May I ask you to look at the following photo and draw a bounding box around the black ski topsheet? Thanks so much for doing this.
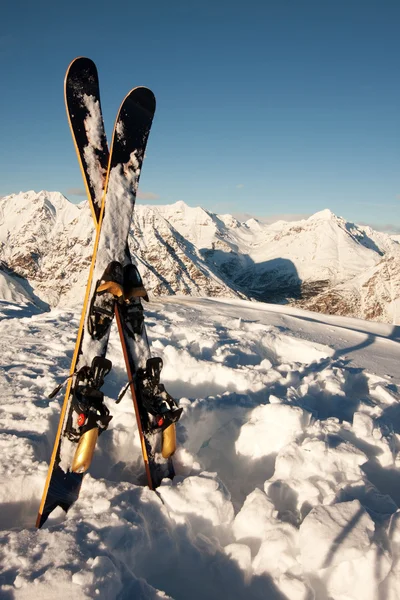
[64,57,108,219]
[37,77,156,527]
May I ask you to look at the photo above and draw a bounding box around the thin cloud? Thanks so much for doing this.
[66,187,86,197]
[260,213,310,224]
[355,201,399,208]
[359,221,400,234]
[137,191,160,200]
[233,212,310,223]
[236,184,245,189]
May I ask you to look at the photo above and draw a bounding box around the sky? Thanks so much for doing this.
[1,0,400,230]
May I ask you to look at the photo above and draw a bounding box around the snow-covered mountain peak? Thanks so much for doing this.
[153,201,225,250]
[171,199,189,211]
[307,208,336,222]
[8,189,70,208]
[217,213,241,229]
[244,217,263,230]
[0,190,84,235]
[156,200,213,225]
[1,189,76,214]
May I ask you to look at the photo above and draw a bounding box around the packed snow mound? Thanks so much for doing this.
[158,471,235,527]
[299,500,375,570]
[2,190,400,322]
[1,296,400,599]
[298,501,392,600]
[236,403,312,458]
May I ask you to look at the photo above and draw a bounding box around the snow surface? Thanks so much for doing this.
[1,296,400,599]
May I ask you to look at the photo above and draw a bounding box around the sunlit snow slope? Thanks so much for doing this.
[1,297,400,599]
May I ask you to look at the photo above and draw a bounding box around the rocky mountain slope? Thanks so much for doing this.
[1,190,400,323]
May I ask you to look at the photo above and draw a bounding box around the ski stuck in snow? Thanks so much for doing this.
[36,57,181,528]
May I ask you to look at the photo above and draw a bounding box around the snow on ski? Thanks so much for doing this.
[64,56,108,220]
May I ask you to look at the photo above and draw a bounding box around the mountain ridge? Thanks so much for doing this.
[1,190,399,323]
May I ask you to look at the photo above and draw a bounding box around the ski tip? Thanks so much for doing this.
[123,86,156,116]
[67,56,96,70]
[64,57,98,89]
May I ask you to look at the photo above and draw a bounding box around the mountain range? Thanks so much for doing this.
[1,190,400,323]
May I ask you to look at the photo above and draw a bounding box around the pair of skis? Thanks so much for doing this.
[36,57,181,528]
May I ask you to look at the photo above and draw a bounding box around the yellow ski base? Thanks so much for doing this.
[162,424,177,458]
[71,428,99,473]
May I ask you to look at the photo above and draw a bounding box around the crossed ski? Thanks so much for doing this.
[36,58,181,528]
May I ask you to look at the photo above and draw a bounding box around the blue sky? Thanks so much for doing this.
[1,0,400,229]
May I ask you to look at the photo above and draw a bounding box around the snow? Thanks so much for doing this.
[236,404,312,458]
[1,295,400,599]
[299,500,375,570]
[83,94,106,210]
[298,501,393,600]
[83,94,103,151]
[307,208,336,222]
